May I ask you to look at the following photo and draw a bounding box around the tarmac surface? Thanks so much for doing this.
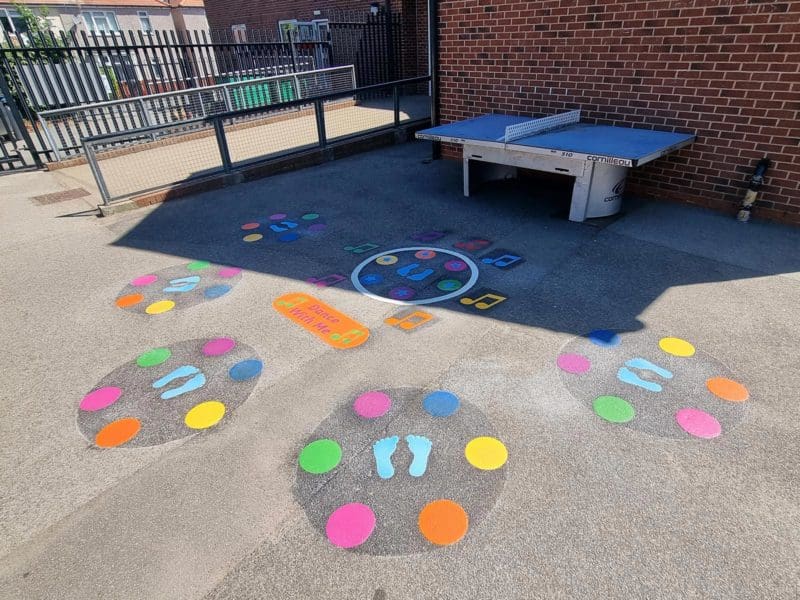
[1,141,798,599]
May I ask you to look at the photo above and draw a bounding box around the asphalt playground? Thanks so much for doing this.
[0,140,798,599]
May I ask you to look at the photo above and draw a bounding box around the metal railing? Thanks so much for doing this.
[39,65,356,160]
[83,76,431,204]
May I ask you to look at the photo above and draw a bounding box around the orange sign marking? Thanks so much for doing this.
[273,293,369,349]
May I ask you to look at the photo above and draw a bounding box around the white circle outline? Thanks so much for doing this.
[351,246,480,305]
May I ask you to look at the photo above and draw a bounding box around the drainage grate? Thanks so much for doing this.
[31,188,91,205]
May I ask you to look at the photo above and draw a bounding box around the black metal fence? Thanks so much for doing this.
[329,11,404,87]
[0,28,332,166]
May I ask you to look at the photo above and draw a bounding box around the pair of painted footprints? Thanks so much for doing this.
[373,435,432,479]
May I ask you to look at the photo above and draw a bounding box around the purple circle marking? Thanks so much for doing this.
[388,286,416,301]
[269,213,287,220]
[675,408,722,439]
[326,503,376,548]
[130,274,157,287]
[557,353,591,374]
[80,386,123,411]
[444,260,467,272]
[353,391,392,419]
[217,267,242,278]
[202,337,236,356]
[308,223,326,232]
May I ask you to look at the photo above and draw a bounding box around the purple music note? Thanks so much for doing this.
[306,274,346,288]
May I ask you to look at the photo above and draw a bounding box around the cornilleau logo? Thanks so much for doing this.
[612,178,626,195]
[587,155,629,166]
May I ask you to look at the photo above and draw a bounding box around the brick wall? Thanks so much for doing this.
[438,0,800,224]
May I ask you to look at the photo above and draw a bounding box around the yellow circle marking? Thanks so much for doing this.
[464,436,508,470]
[145,300,176,315]
[658,337,696,357]
[185,400,226,430]
[243,233,263,242]
[376,255,398,265]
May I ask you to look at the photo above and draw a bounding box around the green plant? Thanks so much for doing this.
[11,2,52,37]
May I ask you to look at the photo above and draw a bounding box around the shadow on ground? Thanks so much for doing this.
[107,141,800,337]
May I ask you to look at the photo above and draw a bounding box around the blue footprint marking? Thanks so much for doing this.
[406,435,432,477]
[163,276,201,293]
[617,357,673,393]
[373,436,399,480]
[152,365,206,400]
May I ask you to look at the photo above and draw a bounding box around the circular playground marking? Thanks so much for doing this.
[294,387,506,555]
[77,338,262,448]
[557,330,749,439]
[351,247,480,306]
[239,212,327,244]
[353,390,392,419]
[326,503,376,549]
[464,437,508,470]
[418,499,469,546]
[114,262,243,316]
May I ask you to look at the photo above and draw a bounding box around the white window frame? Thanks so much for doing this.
[85,11,120,34]
[137,11,152,33]
[278,19,329,42]
[231,23,247,43]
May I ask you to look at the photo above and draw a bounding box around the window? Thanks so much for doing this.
[231,23,247,43]
[137,11,152,33]
[1,8,30,35]
[278,19,329,42]
[85,11,120,34]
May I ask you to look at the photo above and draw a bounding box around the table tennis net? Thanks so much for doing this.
[499,109,581,143]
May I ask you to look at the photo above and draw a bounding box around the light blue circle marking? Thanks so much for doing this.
[360,274,383,286]
[423,390,460,417]
[588,329,621,347]
[229,359,263,382]
[204,284,232,299]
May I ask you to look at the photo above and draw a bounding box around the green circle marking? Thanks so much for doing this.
[136,347,172,368]
[186,260,211,271]
[593,395,635,424]
[298,439,342,474]
[301,213,320,220]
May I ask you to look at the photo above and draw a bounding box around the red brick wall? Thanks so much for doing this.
[204,0,368,34]
[438,0,800,224]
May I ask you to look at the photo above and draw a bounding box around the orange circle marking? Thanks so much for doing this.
[706,377,749,402]
[115,293,144,308]
[95,418,141,448]
[418,499,469,546]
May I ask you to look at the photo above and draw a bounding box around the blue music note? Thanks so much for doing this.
[480,250,524,269]
[396,263,434,282]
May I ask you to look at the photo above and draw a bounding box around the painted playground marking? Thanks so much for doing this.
[77,338,262,448]
[557,331,749,439]
[351,247,480,306]
[115,262,242,316]
[273,293,369,349]
[241,212,326,244]
[294,387,507,555]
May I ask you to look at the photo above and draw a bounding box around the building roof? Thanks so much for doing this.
[1,0,205,7]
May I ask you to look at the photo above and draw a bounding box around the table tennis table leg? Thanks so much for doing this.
[569,161,595,222]
[463,155,471,197]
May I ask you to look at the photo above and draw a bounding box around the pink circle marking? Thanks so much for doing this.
[130,275,157,287]
[444,260,467,272]
[353,391,392,419]
[80,386,122,411]
[675,408,722,439]
[241,223,260,230]
[217,267,242,278]
[326,503,376,548]
[556,353,591,374]
[269,213,287,220]
[202,337,236,356]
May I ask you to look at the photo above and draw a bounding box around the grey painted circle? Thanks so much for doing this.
[558,332,749,438]
[350,247,480,305]
[294,387,506,555]
[77,338,261,447]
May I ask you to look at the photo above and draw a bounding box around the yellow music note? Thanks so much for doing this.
[459,293,506,310]
[385,310,434,330]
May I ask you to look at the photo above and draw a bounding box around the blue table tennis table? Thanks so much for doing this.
[416,110,695,222]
